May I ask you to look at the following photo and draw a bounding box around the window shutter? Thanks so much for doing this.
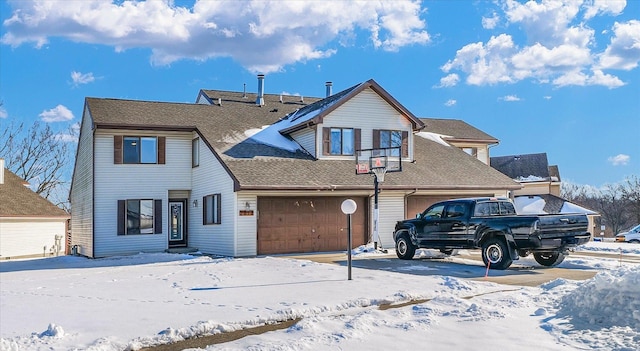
[401,131,409,158]
[354,128,361,151]
[373,129,380,149]
[202,196,207,225]
[154,199,162,234]
[216,194,222,224]
[117,200,125,235]
[158,137,166,164]
[114,136,123,164]
[322,127,330,155]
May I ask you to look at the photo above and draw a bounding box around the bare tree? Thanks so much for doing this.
[620,175,640,225]
[0,120,75,210]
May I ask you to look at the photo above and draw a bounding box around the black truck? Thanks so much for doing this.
[393,197,591,270]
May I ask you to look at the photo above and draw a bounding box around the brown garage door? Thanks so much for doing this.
[258,197,367,255]
[406,194,493,219]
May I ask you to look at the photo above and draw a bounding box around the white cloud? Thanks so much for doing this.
[1,0,430,73]
[482,13,499,29]
[543,95,552,100]
[444,99,457,107]
[598,20,640,70]
[39,105,74,122]
[0,106,7,119]
[608,154,630,166]
[71,71,96,86]
[435,73,459,88]
[53,133,78,143]
[442,0,631,89]
[500,95,521,102]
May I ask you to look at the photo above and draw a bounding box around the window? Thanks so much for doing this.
[123,136,157,164]
[424,204,445,218]
[330,128,354,155]
[203,194,221,225]
[322,127,360,156]
[462,147,478,158]
[117,199,162,235]
[445,204,466,218]
[192,138,200,167]
[373,129,408,158]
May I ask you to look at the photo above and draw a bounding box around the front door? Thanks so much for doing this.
[169,200,187,247]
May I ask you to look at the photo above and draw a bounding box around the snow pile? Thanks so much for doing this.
[557,265,640,329]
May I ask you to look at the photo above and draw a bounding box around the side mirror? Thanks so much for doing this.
[416,213,421,219]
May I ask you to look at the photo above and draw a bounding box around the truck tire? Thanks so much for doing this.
[533,252,566,266]
[395,233,416,260]
[481,237,513,270]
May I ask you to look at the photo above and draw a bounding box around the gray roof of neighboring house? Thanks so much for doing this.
[420,118,499,143]
[85,80,520,192]
[0,169,69,218]
[490,153,552,182]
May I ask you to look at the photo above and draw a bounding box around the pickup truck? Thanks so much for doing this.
[393,197,591,270]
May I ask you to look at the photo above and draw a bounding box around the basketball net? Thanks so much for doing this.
[372,167,386,183]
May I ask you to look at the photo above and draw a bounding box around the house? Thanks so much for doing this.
[70,77,521,258]
[0,158,70,260]
[490,153,599,237]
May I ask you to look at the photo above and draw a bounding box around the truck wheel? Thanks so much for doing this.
[533,252,566,266]
[395,233,416,260]
[481,237,513,270]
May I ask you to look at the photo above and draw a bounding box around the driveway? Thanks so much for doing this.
[281,249,640,287]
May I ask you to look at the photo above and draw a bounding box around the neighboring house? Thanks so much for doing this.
[490,153,599,237]
[70,77,521,258]
[0,159,70,260]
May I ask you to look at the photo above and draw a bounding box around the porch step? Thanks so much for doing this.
[165,247,199,254]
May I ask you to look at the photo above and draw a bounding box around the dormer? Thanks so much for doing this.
[277,79,424,160]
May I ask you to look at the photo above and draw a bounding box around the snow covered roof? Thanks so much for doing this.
[514,194,598,215]
[490,153,560,183]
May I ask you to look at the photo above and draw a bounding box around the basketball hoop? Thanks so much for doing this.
[372,167,387,183]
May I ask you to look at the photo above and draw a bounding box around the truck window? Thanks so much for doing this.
[424,204,445,218]
[499,202,516,215]
[445,204,466,218]
[474,202,499,216]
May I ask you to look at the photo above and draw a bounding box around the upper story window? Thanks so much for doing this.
[373,129,409,158]
[462,147,478,157]
[192,138,200,167]
[114,135,165,164]
[322,127,360,156]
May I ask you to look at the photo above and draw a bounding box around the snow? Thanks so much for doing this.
[1,242,639,351]
[415,131,452,146]
[516,175,547,182]
[514,195,596,215]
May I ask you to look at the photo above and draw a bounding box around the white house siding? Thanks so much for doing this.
[290,128,316,156]
[0,218,67,258]
[189,136,237,256]
[477,146,489,165]
[372,194,405,250]
[93,131,193,257]
[235,193,257,256]
[318,89,412,159]
[70,107,95,257]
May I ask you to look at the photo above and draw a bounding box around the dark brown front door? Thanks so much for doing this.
[257,197,367,255]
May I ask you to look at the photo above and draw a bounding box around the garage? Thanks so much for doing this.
[257,196,368,255]
[406,194,492,218]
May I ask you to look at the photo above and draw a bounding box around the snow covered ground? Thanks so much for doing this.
[1,242,639,351]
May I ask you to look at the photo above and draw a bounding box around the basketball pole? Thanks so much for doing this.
[374,174,379,250]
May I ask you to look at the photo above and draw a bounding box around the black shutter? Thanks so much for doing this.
[117,200,125,235]
[216,194,222,224]
[157,137,166,164]
[354,128,361,151]
[202,196,207,225]
[154,199,162,234]
[401,131,409,158]
[373,129,380,149]
[114,136,123,164]
[322,127,330,155]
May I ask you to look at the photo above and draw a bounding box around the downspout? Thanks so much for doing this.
[404,189,418,218]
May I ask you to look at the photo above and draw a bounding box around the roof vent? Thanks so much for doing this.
[256,74,265,106]
[243,83,247,98]
[300,95,304,103]
[218,98,222,106]
[325,81,333,97]
[279,94,283,103]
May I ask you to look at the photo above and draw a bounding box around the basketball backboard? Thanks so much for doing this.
[355,147,402,175]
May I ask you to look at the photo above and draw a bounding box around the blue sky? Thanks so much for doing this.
[1,0,638,188]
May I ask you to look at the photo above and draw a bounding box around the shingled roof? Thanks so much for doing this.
[0,168,69,218]
[85,80,519,192]
[420,118,498,143]
[490,153,552,182]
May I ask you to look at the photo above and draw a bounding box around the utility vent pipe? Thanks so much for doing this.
[218,98,222,106]
[256,74,265,106]
[279,94,283,103]
[325,81,333,97]
[300,95,304,103]
[243,83,247,98]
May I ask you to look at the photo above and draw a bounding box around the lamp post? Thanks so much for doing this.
[341,199,357,280]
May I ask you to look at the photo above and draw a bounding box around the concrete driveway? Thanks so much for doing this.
[281,249,640,287]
